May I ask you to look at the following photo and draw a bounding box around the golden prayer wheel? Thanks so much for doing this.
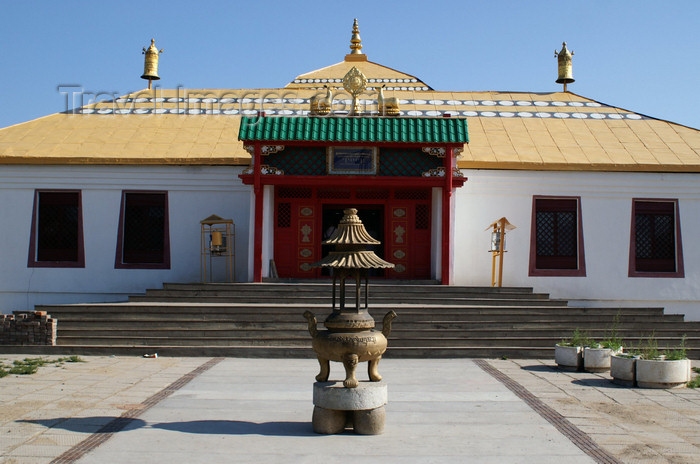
[141,38,163,88]
[555,42,575,88]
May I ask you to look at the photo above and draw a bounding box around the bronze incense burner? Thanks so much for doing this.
[303,208,397,388]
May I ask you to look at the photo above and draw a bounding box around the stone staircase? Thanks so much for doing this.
[15,281,699,359]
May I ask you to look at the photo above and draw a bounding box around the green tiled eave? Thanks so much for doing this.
[238,116,469,144]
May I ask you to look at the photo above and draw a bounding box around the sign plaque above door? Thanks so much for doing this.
[327,147,378,175]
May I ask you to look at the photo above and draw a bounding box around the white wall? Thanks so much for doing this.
[454,170,700,320]
[0,165,251,313]
[4,165,699,322]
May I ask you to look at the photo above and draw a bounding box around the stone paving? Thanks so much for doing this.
[0,355,698,463]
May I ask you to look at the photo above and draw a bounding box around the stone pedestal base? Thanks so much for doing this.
[312,381,387,435]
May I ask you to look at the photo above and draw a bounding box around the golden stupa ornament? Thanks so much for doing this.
[343,67,367,115]
[554,42,574,92]
[349,19,362,54]
[345,19,368,62]
[141,38,163,90]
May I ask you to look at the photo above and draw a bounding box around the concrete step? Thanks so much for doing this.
[163,282,534,294]
[14,281,700,359]
[38,303,668,317]
[150,285,549,298]
[6,344,700,360]
[56,324,700,341]
[46,313,680,326]
[128,294,570,306]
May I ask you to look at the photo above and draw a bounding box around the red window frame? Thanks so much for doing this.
[28,190,85,268]
[529,196,586,277]
[629,199,683,278]
[115,191,170,269]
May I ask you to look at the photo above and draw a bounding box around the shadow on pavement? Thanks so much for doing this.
[572,378,624,389]
[18,417,315,437]
[153,420,315,436]
[520,364,558,372]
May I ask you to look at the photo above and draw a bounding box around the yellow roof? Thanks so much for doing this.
[1,57,699,171]
[285,59,431,91]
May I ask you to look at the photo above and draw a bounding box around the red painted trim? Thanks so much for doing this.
[441,148,454,285]
[240,174,464,188]
[28,190,85,268]
[528,196,586,277]
[244,139,465,149]
[115,190,170,270]
[253,143,264,282]
[628,198,684,278]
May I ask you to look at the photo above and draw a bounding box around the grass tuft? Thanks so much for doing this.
[0,356,87,378]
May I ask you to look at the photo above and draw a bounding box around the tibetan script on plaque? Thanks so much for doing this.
[327,147,378,175]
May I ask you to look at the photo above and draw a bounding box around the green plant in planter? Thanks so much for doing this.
[664,335,687,361]
[560,328,595,347]
[640,332,661,360]
[689,367,700,389]
[600,311,623,351]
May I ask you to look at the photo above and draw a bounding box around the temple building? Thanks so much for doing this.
[1,21,699,320]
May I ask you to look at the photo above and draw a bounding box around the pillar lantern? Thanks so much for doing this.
[303,208,397,435]
[486,217,516,288]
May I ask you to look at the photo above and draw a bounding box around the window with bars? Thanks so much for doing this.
[28,190,84,267]
[629,200,683,277]
[529,196,585,276]
[115,192,170,269]
[415,204,430,230]
[277,202,291,228]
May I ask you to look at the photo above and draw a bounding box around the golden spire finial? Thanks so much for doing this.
[350,19,362,54]
[345,19,368,62]
[141,38,163,90]
[554,42,574,92]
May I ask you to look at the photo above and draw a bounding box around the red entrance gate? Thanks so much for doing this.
[274,186,431,279]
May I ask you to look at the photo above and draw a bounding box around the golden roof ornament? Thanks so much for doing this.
[554,42,574,92]
[343,67,367,115]
[141,38,163,90]
[345,19,368,62]
[310,85,333,115]
[350,19,362,54]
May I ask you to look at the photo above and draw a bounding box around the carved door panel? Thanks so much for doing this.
[386,202,431,279]
[412,202,431,278]
[387,205,409,278]
[296,205,316,277]
[274,201,294,277]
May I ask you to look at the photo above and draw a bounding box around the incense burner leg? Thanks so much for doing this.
[315,357,330,382]
[368,356,382,382]
[342,353,359,388]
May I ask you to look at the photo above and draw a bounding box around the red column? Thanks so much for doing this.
[253,142,263,282]
[441,147,453,285]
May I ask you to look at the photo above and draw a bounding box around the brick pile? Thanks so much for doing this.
[0,311,57,345]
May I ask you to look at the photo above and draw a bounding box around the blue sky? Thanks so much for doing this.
[1,0,698,129]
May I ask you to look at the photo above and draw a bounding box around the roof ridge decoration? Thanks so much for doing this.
[342,66,368,115]
[345,19,367,62]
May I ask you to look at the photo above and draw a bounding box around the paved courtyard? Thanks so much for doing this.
[1,355,699,463]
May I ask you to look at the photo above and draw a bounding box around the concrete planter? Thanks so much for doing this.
[583,347,616,373]
[555,344,582,371]
[610,354,638,386]
[636,358,691,389]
